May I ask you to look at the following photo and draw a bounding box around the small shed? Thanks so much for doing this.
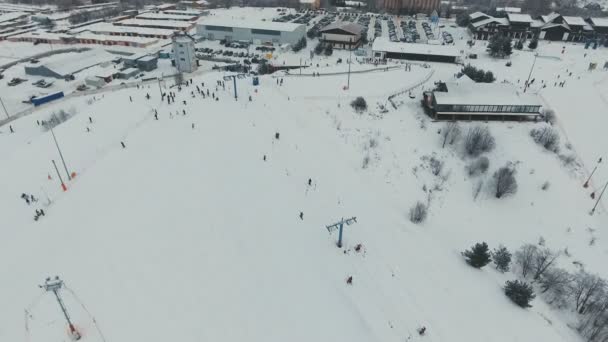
[117,67,140,79]
[85,76,105,88]
[137,55,158,71]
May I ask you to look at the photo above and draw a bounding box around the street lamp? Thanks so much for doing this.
[524,53,539,93]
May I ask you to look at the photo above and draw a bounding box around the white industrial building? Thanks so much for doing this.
[196,19,305,45]
[172,32,197,73]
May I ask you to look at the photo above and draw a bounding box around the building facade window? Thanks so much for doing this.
[205,25,233,32]
[251,28,281,36]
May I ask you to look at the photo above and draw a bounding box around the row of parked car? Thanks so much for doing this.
[387,18,398,42]
[421,21,435,40]
[400,20,420,42]
[442,31,454,44]
[196,47,260,59]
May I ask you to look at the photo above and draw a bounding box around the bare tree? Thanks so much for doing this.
[467,156,489,176]
[464,126,495,157]
[441,122,461,148]
[571,270,606,314]
[491,165,518,198]
[530,126,560,153]
[515,244,538,278]
[409,201,428,224]
[539,267,571,294]
[532,247,560,281]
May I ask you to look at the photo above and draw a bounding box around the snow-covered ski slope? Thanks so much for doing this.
[1,40,608,342]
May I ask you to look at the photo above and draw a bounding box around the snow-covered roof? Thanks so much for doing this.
[156,4,176,10]
[123,52,150,61]
[37,49,116,76]
[138,55,157,62]
[0,11,28,23]
[119,68,139,75]
[588,17,608,27]
[95,68,116,78]
[541,22,570,31]
[69,22,175,37]
[199,18,304,32]
[164,9,202,16]
[76,32,159,44]
[344,1,366,6]
[531,19,544,28]
[470,17,509,28]
[136,12,198,21]
[372,37,460,58]
[115,18,193,29]
[562,16,586,26]
[496,7,521,13]
[541,12,561,23]
[320,21,364,35]
[507,13,532,23]
[469,11,488,20]
[434,83,541,109]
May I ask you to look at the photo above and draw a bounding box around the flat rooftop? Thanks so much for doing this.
[136,12,198,21]
[70,22,175,37]
[115,18,193,29]
[198,18,304,32]
[372,37,460,57]
[434,82,541,107]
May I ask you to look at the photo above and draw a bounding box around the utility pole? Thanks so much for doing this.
[39,276,81,340]
[347,38,352,90]
[590,181,608,215]
[232,75,237,100]
[584,157,602,188]
[524,53,538,93]
[157,73,164,98]
[299,57,302,75]
[52,160,67,192]
[0,96,9,119]
[50,125,72,181]
[326,216,357,248]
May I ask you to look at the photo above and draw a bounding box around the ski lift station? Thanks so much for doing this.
[372,37,461,63]
[196,19,306,45]
[422,82,543,121]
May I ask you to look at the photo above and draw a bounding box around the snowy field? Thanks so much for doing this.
[1,10,608,342]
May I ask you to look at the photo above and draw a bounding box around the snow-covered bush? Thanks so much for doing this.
[492,245,512,273]
[464,126,495,157]
[351,97,367,112]
[463,242,491,268]
[467,156,490,176]
[42,109,74,131]
[409,201,428,224]
[441,121,461,148]
[429,156,443,176]
[491,165,518,198]
[541,181,550,190]
[531,126,560,153]
[542,109,557,125]
[362,154,371,169]
[504,280,536,308]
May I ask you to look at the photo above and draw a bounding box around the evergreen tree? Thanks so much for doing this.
[463,242,491,268]
[488,34,512,58]
[492,245,512,272]
[514,40,524,50]
[483,71,495,83]
[324,44,333,56]
[314,42,324,55]
[528,38,538,49]
[504,280,536,308]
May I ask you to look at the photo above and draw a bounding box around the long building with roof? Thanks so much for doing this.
[196,19,305,45]
[468,11,605,42]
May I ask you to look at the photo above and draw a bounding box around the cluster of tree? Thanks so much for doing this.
[462,242,535,307]
[514,243,608,341]
[292,37,307,52]
[488,34,513,58]
[461,64,495,83]
[455,12,470,27]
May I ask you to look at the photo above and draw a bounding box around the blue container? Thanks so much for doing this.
[32,91,64,106]
[252,76,259,86]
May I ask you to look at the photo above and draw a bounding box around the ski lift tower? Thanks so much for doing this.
[326,216,357,248]
[39,276,81,340]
